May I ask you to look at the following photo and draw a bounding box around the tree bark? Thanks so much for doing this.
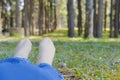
[104,0,107,32]
[0,1,3,35]
[29,0,34,35]
[45,0,49,33]
[16,0,20,28]
[1,0,6,29]
[114,0,119,38]
[97,0,103,38]
[9,1,14,28]
[24,0,29,36]
[93,0,97,37]
[38,0,45,35]
[49,0,53,31]
[109,0,113,37]
[67,0,75,37]
[0,14,2,35]
[77,0,82,36]
[53,0,57,31]
[84,0,94,38]
[0,20,2,35]
[119,1,120,33]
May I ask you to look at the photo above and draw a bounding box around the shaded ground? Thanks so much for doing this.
[0,29,120,80]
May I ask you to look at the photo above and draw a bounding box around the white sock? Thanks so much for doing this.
[14,39,32,59]
[37,37,55,65]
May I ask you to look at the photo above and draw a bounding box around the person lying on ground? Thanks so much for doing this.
[0,38,64,80]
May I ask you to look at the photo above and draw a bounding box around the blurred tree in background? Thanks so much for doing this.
[0,0,120,38]
[67,0,75,37]
[84,0,94,38]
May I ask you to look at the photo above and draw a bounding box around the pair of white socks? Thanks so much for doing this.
[14,38,55,65]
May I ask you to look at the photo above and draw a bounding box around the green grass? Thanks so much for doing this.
[0,28,120,79]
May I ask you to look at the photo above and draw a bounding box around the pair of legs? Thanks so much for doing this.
[14,38,55,65]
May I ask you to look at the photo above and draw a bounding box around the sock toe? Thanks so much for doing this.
[14,39,32,59]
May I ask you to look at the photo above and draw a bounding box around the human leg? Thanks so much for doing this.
[14,38,32,59]
[37,38,55,65]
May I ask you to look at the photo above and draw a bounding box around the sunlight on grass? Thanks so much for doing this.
[0,28,120,42]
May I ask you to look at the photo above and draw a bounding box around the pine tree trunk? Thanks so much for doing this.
[21,9,24,28]
[0,12,1,34]
[29,0,34,35]
[1,0,6,29]
[67,0,75,37]
[24,0,29,36]
[114,0,119,38]
[84,0,94,38]
[45,0,49,33]
[104,0,107,32]
[53,0,57,31]
[38,0,45,35]
[50,0,54,32]
[97,0,103,38]
[16,0,20,28]
[9,1,14,28]
[118,1,120,34]
[93,0,97,37]
[77,0,82,36]
[48,0,51,32]
[49,0,53,31]
[109,0,113,37]
[0,2,2,35]
[0,20,2,35]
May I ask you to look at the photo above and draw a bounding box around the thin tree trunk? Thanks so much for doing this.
[118,1,120,33]
[10,1,14,28]
[0,19,2,35]
[104,0,107,32]
[53,0,57,31]
[29,0,34,35]
[109,0,113,37]
[77,0,82,36]
[0,10,2,35]
[93,0,97,37]
[0,11,1,34]
[67,0,75,37]
[48,0,51,32]
[16,0,20,28]
[45,0,49,33]
[114,0,119,38]
[49,0,53,31]
[84,0,94,38]
[1,0,6,29]
[38,0,45,35]
[24,0,29,36]
[21,9,24,28]
[97,0,103,38]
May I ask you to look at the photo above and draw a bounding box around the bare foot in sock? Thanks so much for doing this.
[37,37,55,65]
[14,39,32,59]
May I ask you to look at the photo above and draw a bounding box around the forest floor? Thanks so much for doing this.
[0,28,120,80]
